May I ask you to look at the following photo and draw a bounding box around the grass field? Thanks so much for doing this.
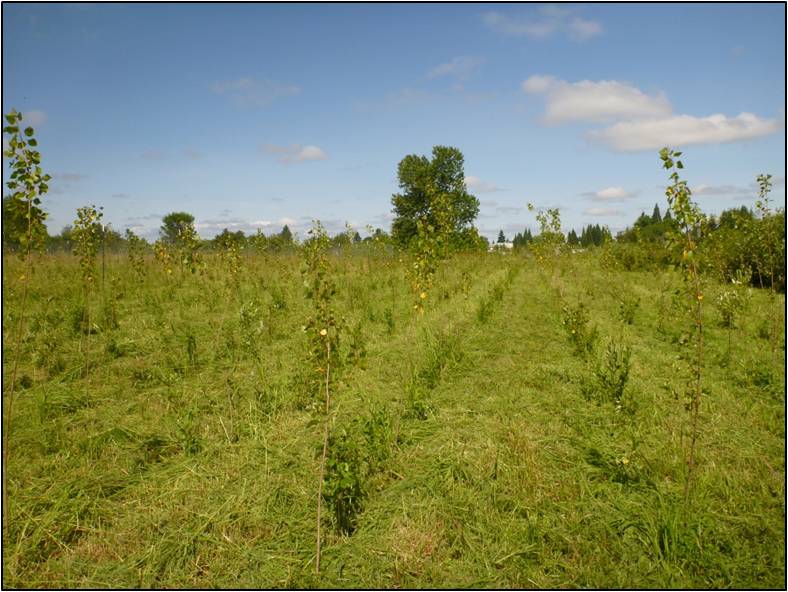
[2,249,785,588]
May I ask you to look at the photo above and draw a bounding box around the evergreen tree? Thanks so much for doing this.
[652,203,662,224]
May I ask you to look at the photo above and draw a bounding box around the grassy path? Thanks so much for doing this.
[3,255,784,588]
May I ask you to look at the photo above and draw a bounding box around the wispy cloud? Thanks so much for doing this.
[465,175,503,193]
[52,172,89,182]
[482,7,603,41]
[353,88,434,113]
[589,113,783,152]
[568,17,603,41]
[262,144,328,164]
[692,183,749,196]
[23,110,47,126]
[126,213,163,222]
[427,56,485,81]
[581,186,639,201]
[141,150,168,161]
[522,75,671,124]
[583,207,624,216]
[195,219,273,235]
[182,149,203,160]
[211,77,301,108]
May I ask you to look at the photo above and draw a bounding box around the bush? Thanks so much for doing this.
[561,303,598,356]
[582,339,633,413]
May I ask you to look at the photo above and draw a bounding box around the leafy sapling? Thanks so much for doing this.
[73,204,104,379]
[659,147,705,498]
[527,202,564,292]
[2,109,52,536]
[125,229,147,281]
[753,173,782,377]
[302,221,343,573]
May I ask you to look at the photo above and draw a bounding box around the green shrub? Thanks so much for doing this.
[562,303,598,356]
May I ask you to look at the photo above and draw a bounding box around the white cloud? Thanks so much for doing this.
[589,112,783,151]
[23,110,47,126]
[692,184,748,196]
[482,9,602,41]
[195,219,273,235]
[584,207,624,216]
[211,78,301,108]
[278,217,297,226]
[582,186,639,201]
[523,74,783,151]
[428,56,485,81]
[522,75,671,124]
[482,12,555,38]
[297,145,327,161]
[569,17,603,41]
[465,175,502,193]
[263,144,328,164]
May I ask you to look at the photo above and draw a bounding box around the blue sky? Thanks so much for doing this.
[2,2,785,241]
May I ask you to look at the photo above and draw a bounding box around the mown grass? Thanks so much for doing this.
[2,249,785,588]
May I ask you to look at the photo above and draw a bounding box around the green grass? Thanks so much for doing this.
[2,249,785,588]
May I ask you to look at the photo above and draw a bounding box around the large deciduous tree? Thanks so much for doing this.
[390,146,480,248]
[160,211,196,245]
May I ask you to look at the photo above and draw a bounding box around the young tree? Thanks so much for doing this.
[2,109,52,536]
[497,230,506,244]
[660,147,706,498]
[390,146,480,248]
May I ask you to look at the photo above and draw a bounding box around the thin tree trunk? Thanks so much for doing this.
[316,340,331,574]
[684,262,703,499]
[3,269,30,537]
[3,197,36,536]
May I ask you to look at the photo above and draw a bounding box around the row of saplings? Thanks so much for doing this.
[303,219,518,572]
[3,110,781,574]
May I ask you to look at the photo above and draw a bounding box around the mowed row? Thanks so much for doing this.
[2,252,784,588]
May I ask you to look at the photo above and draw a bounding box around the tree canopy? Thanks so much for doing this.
[160,212,196,244]
[390,146,480,248]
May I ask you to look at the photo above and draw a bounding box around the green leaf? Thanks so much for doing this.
[24,127,34,137]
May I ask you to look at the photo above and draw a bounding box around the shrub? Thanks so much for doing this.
[618,296,640,325]
[561,303,598,356]
[582,339,634,414]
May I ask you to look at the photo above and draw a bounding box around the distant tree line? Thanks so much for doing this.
[2,198,392,254]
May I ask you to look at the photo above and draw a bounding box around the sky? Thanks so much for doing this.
[2,2,785,242]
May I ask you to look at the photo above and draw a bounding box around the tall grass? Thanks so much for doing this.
[1,249,784,588]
